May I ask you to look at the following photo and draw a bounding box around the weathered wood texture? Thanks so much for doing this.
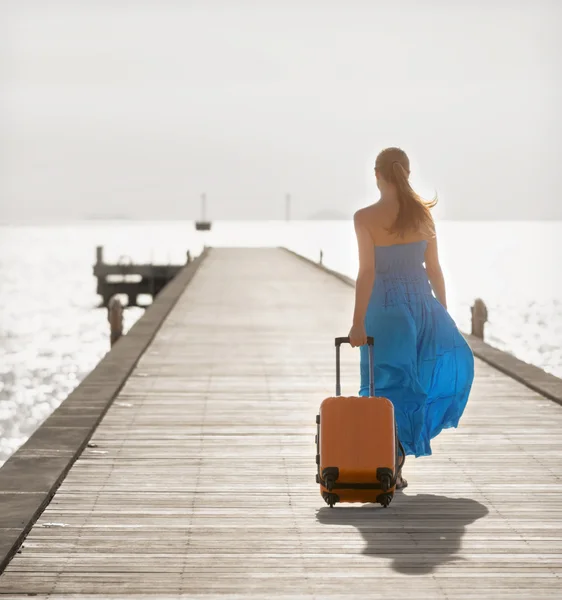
[1,248,561,599]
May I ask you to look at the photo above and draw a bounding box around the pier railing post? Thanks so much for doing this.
[471,298,488,340]
[319,250,323,265]
[108,296,124,347]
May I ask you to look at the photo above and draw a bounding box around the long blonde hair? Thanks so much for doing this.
[375,147,437,237]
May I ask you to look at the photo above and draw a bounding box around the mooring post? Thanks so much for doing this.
[107,296,123,347]
[471,298,488,339]
[319,249,323,265]
[186,250,191,264]
[96,246,104,265]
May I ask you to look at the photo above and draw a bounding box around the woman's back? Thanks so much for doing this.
[357,202,432,248]
[374,239,427,276]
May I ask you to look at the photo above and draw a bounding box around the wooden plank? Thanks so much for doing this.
[0,247,561,599]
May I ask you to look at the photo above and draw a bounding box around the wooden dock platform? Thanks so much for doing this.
[1,248,561,599]
[93,245,191,307]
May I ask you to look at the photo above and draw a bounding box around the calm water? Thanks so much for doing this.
[1,220,561,465]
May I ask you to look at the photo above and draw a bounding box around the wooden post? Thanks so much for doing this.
[96,246,104,265]
[319,250,323,265]
[186,250,191,264]
[107,296,123,347]
[471,298,488,339]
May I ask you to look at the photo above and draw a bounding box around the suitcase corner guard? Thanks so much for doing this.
[321,467,339,491]
[376,467,394,492]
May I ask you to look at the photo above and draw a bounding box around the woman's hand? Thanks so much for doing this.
[348,323,368,347]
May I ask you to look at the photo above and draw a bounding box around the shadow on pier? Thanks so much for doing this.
[316,493,489,574]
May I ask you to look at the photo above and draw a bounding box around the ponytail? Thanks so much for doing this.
[374,148,437,238]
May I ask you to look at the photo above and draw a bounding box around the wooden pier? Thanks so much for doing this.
[1,248,561,599]
[94,245,191,307]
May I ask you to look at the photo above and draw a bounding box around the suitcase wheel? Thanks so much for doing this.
[378,493,392,508]
[322,492,339,508]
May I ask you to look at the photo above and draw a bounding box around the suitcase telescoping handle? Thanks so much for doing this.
[335,336,374,397]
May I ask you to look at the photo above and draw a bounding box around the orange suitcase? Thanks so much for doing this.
[315,336,404,508]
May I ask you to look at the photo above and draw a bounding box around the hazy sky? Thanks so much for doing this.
[1,1,561,221]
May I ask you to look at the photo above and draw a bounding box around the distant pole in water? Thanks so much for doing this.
[195,194,212,230]
[285,194,291,221]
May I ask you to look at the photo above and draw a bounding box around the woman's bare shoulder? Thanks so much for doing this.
[353,203,379,224]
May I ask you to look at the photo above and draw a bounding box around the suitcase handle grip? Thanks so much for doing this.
[335,336,374,347]
[335,336,374,396]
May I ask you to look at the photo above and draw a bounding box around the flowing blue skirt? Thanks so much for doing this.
[360,273,474,457]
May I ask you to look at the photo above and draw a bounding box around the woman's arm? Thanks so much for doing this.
[349,210,375,346]
[424,231,447,309]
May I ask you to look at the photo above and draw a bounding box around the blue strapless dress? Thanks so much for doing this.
[359,240,474,457]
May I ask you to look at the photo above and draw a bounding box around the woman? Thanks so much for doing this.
[348,147,474,489]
